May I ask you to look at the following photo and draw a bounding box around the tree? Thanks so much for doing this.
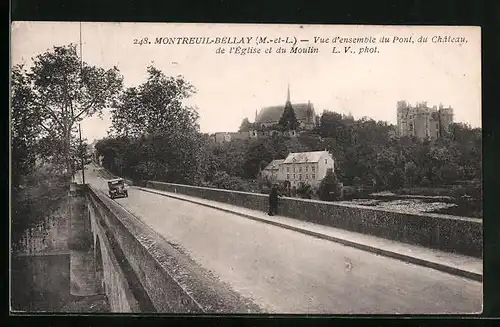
[243,140,275,179]
[319,111,343,138]
[11,65,41,187]
[318,169,342,201]
[388,168,405,189]
[278,102,298,130]
[296,182,312,199]
[238,118,253,132]
[12,44,123,179]
[110,66,198,137]
[404,161,419,186]
[105,66,203,184]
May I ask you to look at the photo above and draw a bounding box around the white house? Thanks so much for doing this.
[278,150,335,188]
[260,159,284,183]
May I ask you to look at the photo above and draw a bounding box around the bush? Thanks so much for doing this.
[296,182,312,199]
[318,169,343,201]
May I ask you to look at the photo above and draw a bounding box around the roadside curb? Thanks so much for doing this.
[136,187,482,282]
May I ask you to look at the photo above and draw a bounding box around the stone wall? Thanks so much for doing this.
[87,189,144,313]
[86,185,261,313]
[146,181,483,258]
[11,254,71,312]
[11,184,111,313]
[13,198,70,255]
[11,195,72,312]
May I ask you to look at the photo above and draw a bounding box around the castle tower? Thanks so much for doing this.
[438,105,454,136]
[396,100,411,137]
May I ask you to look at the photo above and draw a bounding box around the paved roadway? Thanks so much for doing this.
[85,166,482,314]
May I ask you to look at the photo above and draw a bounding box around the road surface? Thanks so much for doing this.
[84,166,482,314]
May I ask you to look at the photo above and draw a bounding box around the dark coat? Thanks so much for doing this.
[269,186,279,202]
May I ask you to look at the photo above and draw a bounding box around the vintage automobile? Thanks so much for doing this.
[107,178,128,199]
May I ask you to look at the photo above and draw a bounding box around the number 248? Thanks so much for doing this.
[133,38,149,45]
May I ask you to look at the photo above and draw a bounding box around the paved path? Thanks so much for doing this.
[83,167,482,314]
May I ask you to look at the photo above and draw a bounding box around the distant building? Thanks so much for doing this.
[212,84,318,144]
[260,159,285,183]
[212,131,257,144]
[212,129,297,144]
[254,84,317,131]
[276,150,335,188]
[396,101,454,139]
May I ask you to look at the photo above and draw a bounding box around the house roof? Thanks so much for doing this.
[263,159,284,170]
[282,151,331,164]
[255,102,315,124]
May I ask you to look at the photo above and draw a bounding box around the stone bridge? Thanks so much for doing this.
[74,183,262,313]
[41,165,482,314]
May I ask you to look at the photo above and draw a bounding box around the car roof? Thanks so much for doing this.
[108,178,123,182]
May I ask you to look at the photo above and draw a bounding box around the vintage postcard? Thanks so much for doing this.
[10,22,482,314]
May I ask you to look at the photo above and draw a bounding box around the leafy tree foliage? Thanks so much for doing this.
[11,44,123,245]
[315,111,482,192]
[97,66,203,185]
[110,66,198,137]
[318,169,342,201]
[98,106,481,200]
[296,182,312,199]
[238,118,255,132]
[12,44,123,177]
[278,102,298,130]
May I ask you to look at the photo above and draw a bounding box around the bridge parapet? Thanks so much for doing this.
[146,181,482,258]
[85,185,261,313]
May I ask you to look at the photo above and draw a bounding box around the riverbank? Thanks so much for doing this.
[338,196,481,218]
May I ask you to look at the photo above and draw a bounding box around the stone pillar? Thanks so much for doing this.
[69,183,100,296]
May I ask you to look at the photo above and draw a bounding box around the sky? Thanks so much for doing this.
[11,22,481,142]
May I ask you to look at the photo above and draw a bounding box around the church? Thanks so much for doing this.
[254,85,318,130]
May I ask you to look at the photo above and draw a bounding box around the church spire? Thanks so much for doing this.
[286,83,291,103]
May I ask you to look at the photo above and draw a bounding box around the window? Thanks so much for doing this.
[312,166,316,172]
[299,167,302,172]
[312,174,316,180]
[299,174,302,180]
[287,167,290,173]
[287,174,290,180]
[306,174,309,180]
[306,166,308,172]
[293,174,296,179]
[325,159,327,164]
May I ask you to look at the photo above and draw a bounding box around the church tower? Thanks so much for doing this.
[286,83,291,104]
[284,83,294,112]
[280,83,298,130]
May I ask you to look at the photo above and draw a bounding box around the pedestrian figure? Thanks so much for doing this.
[268,184,281,216]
